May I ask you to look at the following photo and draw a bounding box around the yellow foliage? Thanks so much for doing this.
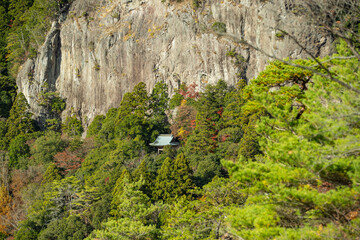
[177,127,186,139]
[180,99,187,106]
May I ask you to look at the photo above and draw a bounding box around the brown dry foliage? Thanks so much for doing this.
[54,149,84,175]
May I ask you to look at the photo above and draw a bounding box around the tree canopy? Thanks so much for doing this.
[1,0,360,239]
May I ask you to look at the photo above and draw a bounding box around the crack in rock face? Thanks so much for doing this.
[16,0,332,129]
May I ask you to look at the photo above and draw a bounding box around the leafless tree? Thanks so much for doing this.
[0,152,9,189]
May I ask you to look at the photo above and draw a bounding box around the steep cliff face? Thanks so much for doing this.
[16,0,332,128]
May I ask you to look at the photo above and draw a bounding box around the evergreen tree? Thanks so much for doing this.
[95,108,118,144]
[133,160,153,198]
[44,176,83,215]
[37,215,91,240]
[6,0,33,76]
[8,134,30,169]
[0,76,16,119]
[37,89,66,131]
[153,153,194,202]
[62,112,83,137]
[185,80,229,155]
[31,131,66,164]
[86,115,105,138]
[41,163,61,185]
[111,169,131,217]
[0,2,16,119]
[149,81,170,140]
[5,92,34,142]
[238,119,261,159]
[8,0,33,21]
[92,177,159,240]
[6,0,65,76]
[221,79,264,160]
[223,44,360,238]
[153,157,176,202]
[86,193,112,230]
[14,219,39,240]
[162,177,246,240]
[115,82,150,141]
[0,120,7,149]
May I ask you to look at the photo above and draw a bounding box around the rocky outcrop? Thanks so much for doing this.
[16,0,332,128]
[17,22,62,126]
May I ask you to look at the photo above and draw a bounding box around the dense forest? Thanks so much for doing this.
[0,0,360,239]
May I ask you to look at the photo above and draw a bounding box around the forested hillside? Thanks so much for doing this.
[0,0,360,239]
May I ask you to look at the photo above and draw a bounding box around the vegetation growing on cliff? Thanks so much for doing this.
[0,0,72,119]
[0,40,358,238]
[0,0,359,239]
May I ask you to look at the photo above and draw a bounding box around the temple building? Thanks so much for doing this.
[149,134,179,154]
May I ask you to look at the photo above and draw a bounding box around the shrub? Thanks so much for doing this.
[63,113,83,137]
[8,134,30,169]
[87,115,106,137]
[31,131,66,164]
[169,93,184,109]
[275,31,285,39]
[192,0,201,8]
[93,63,100,71]
[212,22,226,33]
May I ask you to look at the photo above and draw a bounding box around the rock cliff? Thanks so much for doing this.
[16,0,332,128]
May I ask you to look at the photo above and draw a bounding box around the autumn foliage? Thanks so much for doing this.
[54,149,83,175]
[0,185,13,235]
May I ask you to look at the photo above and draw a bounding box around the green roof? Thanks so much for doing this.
[149,134,179,147]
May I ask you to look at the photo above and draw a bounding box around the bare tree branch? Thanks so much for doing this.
[309,56,356,68]
[210,30,360,94]
[0,214,19,231]
[277,30,334,76]
[297,0,360,61]
[321,25,360,61]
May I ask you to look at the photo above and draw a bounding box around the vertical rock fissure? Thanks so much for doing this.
[15,0,332,129]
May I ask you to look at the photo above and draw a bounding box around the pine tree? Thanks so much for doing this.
[95,108,118,144]
[173,153,194,194]
[153,157,175,202]
[86,115,105,137]
[238,119,261,159]
[0,3,9,75]
[44,176,83,215]
[37,215,91,240]
[223,44,360,238]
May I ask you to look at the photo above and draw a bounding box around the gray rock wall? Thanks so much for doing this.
[16,0,332,128]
